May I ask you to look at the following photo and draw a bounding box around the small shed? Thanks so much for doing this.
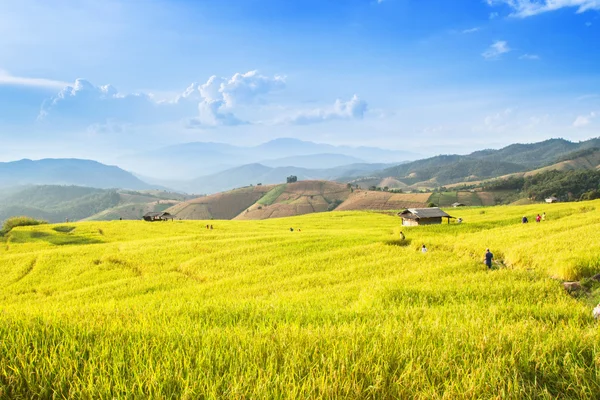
[143,212,174,222]
[398,207,454,226]
[545,196,558,203]
[451,202,466,208]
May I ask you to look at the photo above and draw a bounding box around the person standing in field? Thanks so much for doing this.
[400,231,405,241]
[542,212,546,221]
[536,214,541,223]
[522,216,528,224]
[421,244,427,253]
[484,249,494,269]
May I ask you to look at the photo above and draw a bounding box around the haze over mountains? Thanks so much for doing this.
[119,138,420,180]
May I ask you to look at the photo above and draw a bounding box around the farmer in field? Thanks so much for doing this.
[536,214,541,223]
[542,212,546,221]
[484,248,494,269]
[421,244,427,253]
[399,231,405,241]
[522,216,528,224]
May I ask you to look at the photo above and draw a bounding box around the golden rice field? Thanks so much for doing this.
[1,201,600,398]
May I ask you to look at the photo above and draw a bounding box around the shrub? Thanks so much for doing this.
[1,216,47,236]
[327,199,344,211]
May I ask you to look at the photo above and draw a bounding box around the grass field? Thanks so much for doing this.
[1,201,600,398]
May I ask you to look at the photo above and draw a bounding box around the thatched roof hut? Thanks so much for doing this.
[398,207,454,226]
[143,212,174,221]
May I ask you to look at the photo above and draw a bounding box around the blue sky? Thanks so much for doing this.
[0,0,599,163]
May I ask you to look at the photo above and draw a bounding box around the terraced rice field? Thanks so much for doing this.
[1,201,600,398]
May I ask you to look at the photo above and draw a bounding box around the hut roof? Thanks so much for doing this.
[398,207,453,219]
[143,211,172,218]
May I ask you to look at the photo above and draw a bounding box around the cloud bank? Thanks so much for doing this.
[37,71,366,130]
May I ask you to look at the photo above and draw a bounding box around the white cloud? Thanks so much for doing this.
[482,41,511,59]
[486,0,600,18]
[38,78,177,125]
[39,71,286,129]
[489,11,500,18]
[283,95,368,125]
[186,70,285,127]
[220,70,286,107]
[586,21,593,26]
[187,100,248,128]
[462,27,481,34]
[0,69,68,89]
[573,112,597,127]
[520,53,541,60]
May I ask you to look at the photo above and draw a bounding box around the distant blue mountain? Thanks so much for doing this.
[0,158,154,189]
[120,138,419,179]
[179,162,395,194]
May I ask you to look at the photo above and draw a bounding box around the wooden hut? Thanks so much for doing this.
[398,207,454,226]
[143,212,174,221]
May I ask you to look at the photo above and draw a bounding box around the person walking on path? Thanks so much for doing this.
[421,244,428,253]
[484,248,494,269]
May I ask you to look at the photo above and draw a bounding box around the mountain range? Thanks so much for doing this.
[119,138,420,179]
[2,137,600,224]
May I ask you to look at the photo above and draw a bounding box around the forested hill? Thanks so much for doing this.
[0,158,154,189]
[482,169,600,202]
[0,185,189,223]
[373,137,600,187]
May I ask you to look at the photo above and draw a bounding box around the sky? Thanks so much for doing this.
[1,0,600,163]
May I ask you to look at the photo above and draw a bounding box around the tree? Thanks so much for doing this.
[286,175,298,183]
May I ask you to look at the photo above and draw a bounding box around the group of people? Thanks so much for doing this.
[522,212,546,223]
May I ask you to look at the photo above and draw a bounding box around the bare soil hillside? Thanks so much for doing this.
[167,185,275,220]
[336,191,430,211]
[234,181,351,220]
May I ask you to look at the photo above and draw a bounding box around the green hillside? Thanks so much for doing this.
[1,202,600,397]
[0,185,188,223]
[371,137,600,188]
